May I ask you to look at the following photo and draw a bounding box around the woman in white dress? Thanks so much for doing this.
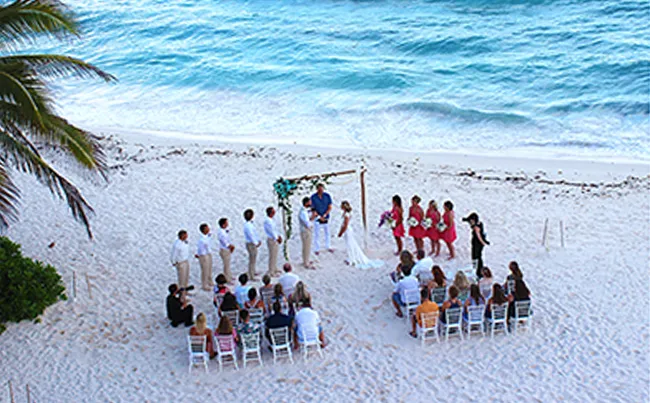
[337,201,383,269]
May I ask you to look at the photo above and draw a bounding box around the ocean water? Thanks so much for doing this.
[45,0,650,159]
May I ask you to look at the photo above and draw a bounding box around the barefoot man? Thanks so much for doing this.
[217,217,235,283]
[310,183,333,255]
[170,230,191,288]
[299,197,315,268]
[195,223,214,291]
[264,206,282,277]
[243,209,262,280]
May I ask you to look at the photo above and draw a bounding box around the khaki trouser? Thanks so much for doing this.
[300,229,312,267]
[219,248,232,283]
[198,254,213,291]
[246,242,258,279]
[267,238,279,276]
[174,260,190,288]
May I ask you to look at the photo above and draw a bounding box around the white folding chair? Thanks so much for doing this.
[222,309,239,327]
[513,300,533,334]
[506,279,515,296]
[487,303,509,338]
[269,327,294,364]
[241,333,264,368]
[187,335,209,373]
[440,307,463,341]
[464,305,486,339]
[430,287,446,305]
[479,283,492,300]
[215,334,239,371]
[418,312,439,346]
[299,327,324,360]
[402,288,420,324]
[261,288,275,313]
[249,308,265,328]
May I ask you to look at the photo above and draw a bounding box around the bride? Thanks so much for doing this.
[337,201,383,269]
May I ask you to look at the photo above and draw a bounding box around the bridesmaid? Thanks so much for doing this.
[408,195,426,252]
[441,200,457,259]
[425,200,441,256]
[391,195,405,255]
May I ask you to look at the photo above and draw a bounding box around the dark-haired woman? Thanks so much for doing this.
[439,285,462,324]
[391,250,415,283]
[507,278,531,321]
[391,195,405,255]
[408,195,426,253]
[485,283,508,319]
[463,284,485,321]
[425,200,442,256]
[440,201,457,260]
[504,261,524,295]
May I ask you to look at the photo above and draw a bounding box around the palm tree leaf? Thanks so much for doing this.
[0,61,54,128]
[0,124,94,237]
[0,157,20,228]
[0,0,77,48]
[0,54,116,82]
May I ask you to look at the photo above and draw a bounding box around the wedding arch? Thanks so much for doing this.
[273,167,368,259]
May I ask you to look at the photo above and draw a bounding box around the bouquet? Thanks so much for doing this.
[407,217,419,227]
[436,220,447,232]
[378,211,396,229]
[421,217,433,229]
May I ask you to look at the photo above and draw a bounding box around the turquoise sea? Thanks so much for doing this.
[47,0,650,159]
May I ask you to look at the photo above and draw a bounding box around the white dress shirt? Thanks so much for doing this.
[196,233,212,256]
[413,257,434,281]
[264,216,279,240]
[170,239,190,264]
[279,272,300,293]
[244,221,260,244]
[299,207,312,231]
[295,307,320,335]
[217,228,232,250]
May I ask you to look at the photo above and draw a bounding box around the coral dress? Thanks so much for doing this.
[391,206,405,237]
[408,205,427,239]
[426,208,441,241]
[441,210,457,243]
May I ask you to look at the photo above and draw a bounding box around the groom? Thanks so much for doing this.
[310,183,333,255]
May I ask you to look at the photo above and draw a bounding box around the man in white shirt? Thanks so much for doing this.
[170,230,191,288]
[195,223,214,291]
[264,207,283,277]
[299,197,315,269]
[293,301,325,349]
[278,263,299,296]
[243,209,262,280]
[391,265,420,318]
[412,249,434,285]
[217,218,235,283]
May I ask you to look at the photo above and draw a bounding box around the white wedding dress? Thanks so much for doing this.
[342,212,384,269]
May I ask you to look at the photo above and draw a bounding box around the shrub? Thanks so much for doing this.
[0,237,67,334]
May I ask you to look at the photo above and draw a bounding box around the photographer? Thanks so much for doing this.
[463,213,489,279]
[166,284,194,327]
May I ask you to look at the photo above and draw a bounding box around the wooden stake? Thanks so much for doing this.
[285,169,357,182]
[26,384,31,403]
[85,273,93,300]
[72,271,77,300]
[542,218,549,247]
[360,167,367,233]
[8,380,14,403]
[560,220,565,248]
[281,208,288,261]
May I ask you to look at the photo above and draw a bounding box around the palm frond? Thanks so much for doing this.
[0,0,77,48]
[0,54,116,82]
[0,124,94,238]
[0,157,20,228]
[0,61,54,128]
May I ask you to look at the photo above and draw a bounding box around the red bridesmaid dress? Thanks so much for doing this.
[441,210,457,243]
[408,205,426,239]
[391,206,405,237]
[426,208,441,241]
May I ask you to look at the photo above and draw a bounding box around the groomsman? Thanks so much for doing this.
[243,209,261,280]
[170,230,191,288]
[299,197,315,268]
[217,218,235,283]
[264,207,283,277]
[310,183,333,255]
[195,223,214,291]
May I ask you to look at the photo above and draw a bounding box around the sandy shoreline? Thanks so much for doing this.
[0,131,648,402]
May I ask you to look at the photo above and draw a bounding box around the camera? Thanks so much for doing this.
[179,285,195,292]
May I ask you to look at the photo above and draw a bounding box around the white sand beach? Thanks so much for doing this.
[1,132,648,402]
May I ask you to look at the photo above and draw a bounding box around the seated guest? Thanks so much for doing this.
[259,274,274,304]
[289,281,312,315]
[503,261,523,294]
[439,285,462,324]
[478,267,494,299]
[234,273,252,308]
[215,315,238,345]
[166,284,194,327]
[413,249,434,285]
[409,287,439,338]
[237,309,259,344]
[427,265,447,291]
[244,287,265,310]
[391,265,419,318]
[218,292,239,316]
[213,274,229,307]
[463,284,486,320]
[189,312,215,358]
[486,283,508,319]
[265,301,293,343]
[278,263,300,298]
[391,250,415,283]
[453,271,471,300]
[507,278,531,320]
[294,299,326,349]
[271,283,288,310]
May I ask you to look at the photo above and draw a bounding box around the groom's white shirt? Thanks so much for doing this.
[244,221,260,244]
[264,216,279,240]
[299,207,312,231]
